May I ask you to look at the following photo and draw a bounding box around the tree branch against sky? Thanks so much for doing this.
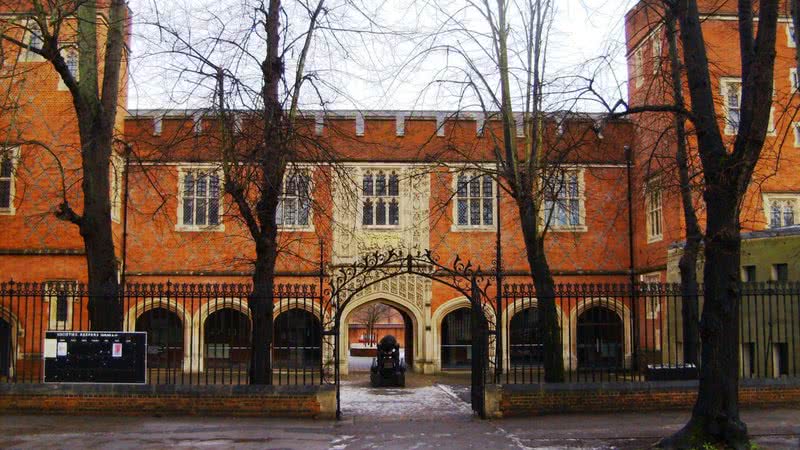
[0,0,129,330]
[136,0,392,384]
[126,0,638,112]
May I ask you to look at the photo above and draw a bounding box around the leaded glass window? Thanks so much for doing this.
[362,170,400,226]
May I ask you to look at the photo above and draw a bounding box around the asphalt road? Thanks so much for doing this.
[1,377,798,450]
[1,408,798,449]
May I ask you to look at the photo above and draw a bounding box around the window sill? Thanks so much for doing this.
[647,235,664,244]
[19,55,45,63]
[278,224,315,233]
[362,225,401,231]
[549,225,588,233]
[0,207,16,215]
[175,224,225,233]
[450,225,496,233]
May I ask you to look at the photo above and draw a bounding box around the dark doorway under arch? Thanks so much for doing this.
[441,308,472,369]
[204,308,251,370]
[274,309,322,370]
[0,318,11,378]
[136,308,184,369]
[510,307,543,366]
[577,306,623,369]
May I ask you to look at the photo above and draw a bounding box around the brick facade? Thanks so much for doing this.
[1,0,798,379]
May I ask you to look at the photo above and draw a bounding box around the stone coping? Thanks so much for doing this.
[501,377,800,392]
[0,382,334,397]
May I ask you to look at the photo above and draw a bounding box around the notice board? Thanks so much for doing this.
[43,331,147,383]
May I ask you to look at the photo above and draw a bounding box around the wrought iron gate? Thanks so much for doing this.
[324,248,492,419]
[470,281,490,418]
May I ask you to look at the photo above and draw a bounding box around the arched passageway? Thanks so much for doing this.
[274,308,322,369]
[136,308,184,369]
[441,308,472,369]
[510,306,543,367]
[577,306,624,369]
[204,308,251,370]
[346,300,412,372]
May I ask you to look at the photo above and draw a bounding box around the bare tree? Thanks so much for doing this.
[414,0,623,382]
[591,1,783,445]
[0,0,128,330]
[351,303,391,346]
[665,3,778,446]
[138,0,376,384]
[663,10,702,367]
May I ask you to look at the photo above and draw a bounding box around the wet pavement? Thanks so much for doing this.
[1,373,798,449]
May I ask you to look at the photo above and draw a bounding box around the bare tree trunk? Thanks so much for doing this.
[516,191,564,382]
[80,133,121,330]
[250,236,277,385]
[659,0,779,446]
[41,0,127,331]
[662,186,747,447]
[665,9,700,366]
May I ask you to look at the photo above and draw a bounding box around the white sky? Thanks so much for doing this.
[125,0,637,113]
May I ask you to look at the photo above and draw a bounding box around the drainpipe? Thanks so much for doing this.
[495,162,503,382]
[625,145,639,371]
[625,146,636,286]
[120,144,132,288]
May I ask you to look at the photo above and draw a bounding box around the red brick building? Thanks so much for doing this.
[625,0,800,283]
[1,0,796,379]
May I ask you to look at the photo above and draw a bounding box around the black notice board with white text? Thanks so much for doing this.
[43,331,147,384]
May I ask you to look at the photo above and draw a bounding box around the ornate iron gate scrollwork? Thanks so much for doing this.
[323,248,492,419]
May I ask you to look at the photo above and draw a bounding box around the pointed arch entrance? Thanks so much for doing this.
[337,292,423,375]
[325,249,493,419]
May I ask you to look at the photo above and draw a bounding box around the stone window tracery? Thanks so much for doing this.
[362,170,400,227]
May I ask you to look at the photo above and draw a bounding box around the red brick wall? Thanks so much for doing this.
[499,381,800,417]
[0,384,334,418]
[625,0,800,279]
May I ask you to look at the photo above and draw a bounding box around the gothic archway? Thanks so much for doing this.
[325,248,493,419]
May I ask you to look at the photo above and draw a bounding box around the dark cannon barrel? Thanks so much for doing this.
[370,334,406,387]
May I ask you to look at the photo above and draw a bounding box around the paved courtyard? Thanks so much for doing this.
[1,374,798,449]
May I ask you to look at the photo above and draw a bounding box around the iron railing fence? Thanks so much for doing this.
[0,281,328,386]
[500,282,800,384]
[2,280,798,386]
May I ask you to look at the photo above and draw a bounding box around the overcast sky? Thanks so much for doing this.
[125,0,637,113]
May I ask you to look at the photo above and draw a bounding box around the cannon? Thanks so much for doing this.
[370,335,406,387]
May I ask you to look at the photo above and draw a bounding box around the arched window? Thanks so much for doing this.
[0,318,11,378]
[510,307,542,366]
[204,308,250,370]
[273,309,321,369]
[577,306,623,369]
[441,308,471,369]
[136,308,183,369]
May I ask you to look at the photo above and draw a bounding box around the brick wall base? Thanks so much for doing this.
[0,384,336,419]
[495,378,800,418]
